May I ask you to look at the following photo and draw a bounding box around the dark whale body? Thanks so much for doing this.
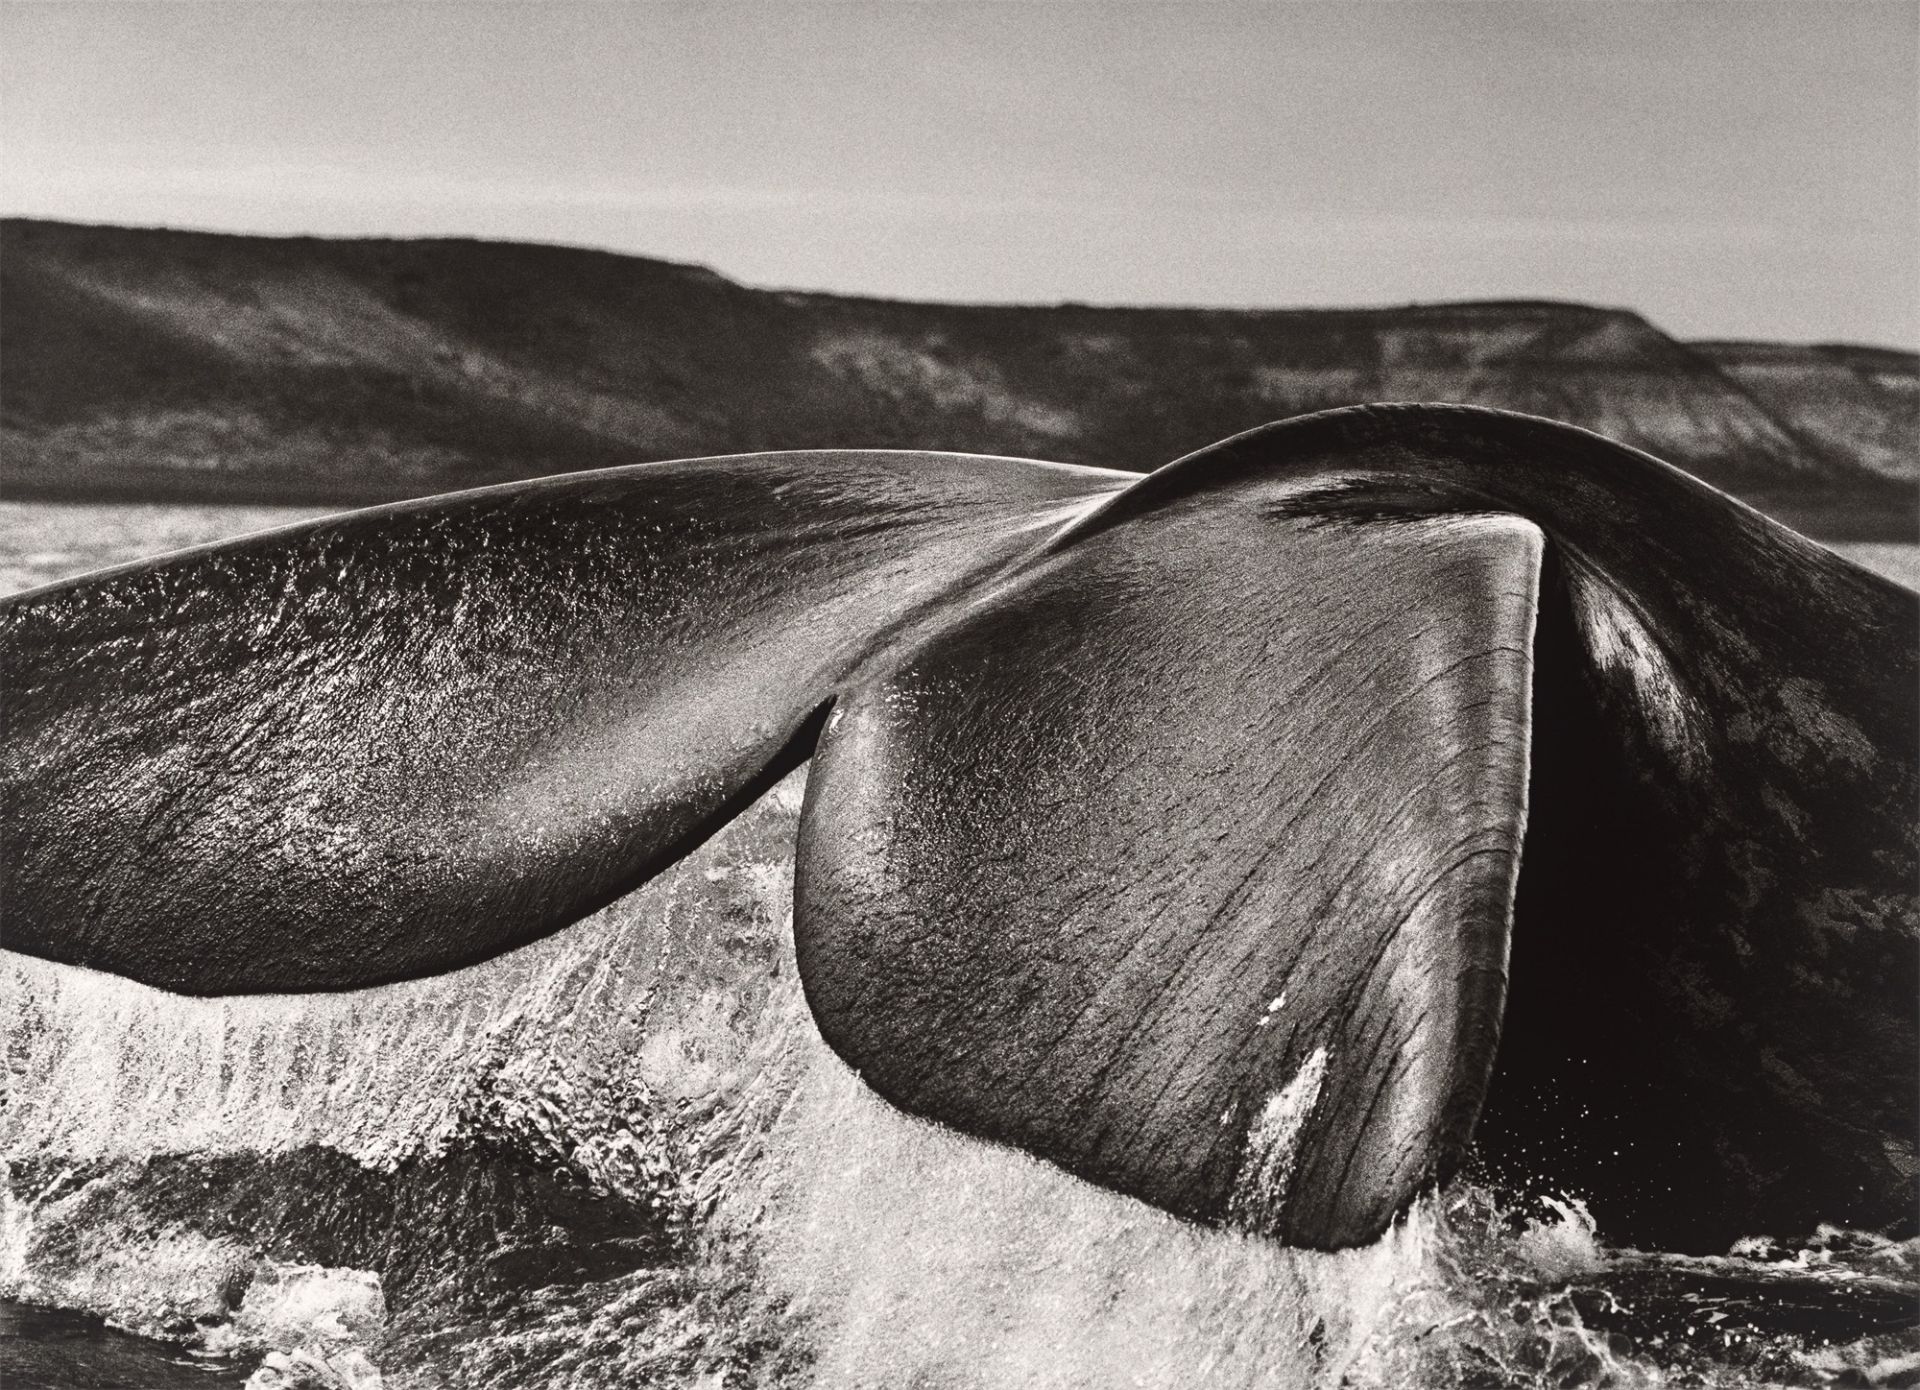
[3,404,1913,1253]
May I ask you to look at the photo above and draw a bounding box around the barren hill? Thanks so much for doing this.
[3,219,1912,538]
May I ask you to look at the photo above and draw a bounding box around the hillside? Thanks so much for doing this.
[3,219,1913,538]
[1692,340,1918,482]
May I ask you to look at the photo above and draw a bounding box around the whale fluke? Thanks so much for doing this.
[1,405,1912,1253]
[0,451,1126,991]
[798,508,1543,1249]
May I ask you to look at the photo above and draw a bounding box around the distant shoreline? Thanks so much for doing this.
[5,472,1910,545]
[6,219,1914,544]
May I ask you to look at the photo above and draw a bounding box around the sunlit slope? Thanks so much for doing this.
[4,218,1912,536]
[1695,341,1919,482]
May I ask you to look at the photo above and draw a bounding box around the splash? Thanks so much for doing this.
[1515,1196,1607,1282]
[3,769,1913,1387]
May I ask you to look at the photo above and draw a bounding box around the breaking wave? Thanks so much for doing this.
[3,772,1915,1388]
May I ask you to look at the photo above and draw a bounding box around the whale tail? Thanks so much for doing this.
[4,406,1914,1251]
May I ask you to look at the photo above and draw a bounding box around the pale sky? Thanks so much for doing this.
[4,1,1916,347]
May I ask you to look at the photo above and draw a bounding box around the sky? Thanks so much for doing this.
[4,1,1916,348]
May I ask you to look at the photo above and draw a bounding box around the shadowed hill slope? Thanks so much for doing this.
[3,219,1913,537]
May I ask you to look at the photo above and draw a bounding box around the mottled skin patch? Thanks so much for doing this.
[1564,571,1707,774]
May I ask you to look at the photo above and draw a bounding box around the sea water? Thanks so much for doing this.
[1,501,1916,1390]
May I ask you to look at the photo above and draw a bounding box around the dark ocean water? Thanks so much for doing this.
[2,503,1916,1390]
[1,1301,256,1389]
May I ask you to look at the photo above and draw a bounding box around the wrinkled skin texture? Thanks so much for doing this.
[798,512,1541,1249]
[2,405,1912,1252]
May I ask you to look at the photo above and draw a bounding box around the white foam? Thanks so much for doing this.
[1230,1047,1330,1234]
